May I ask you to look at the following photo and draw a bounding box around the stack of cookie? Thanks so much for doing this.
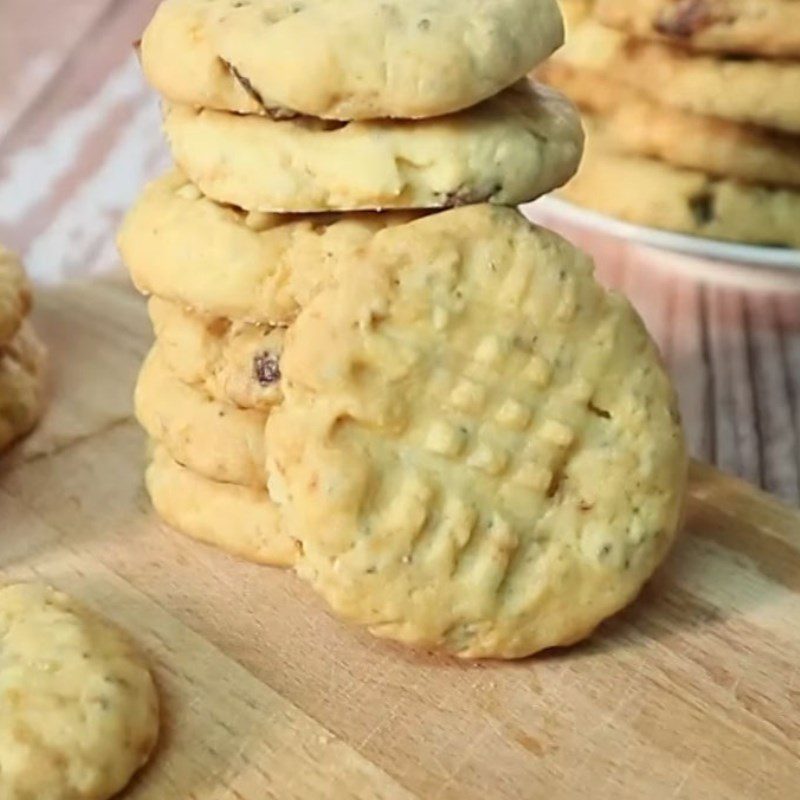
[0,247,46,454]
[540,0,800,248]
[120,0,688,659]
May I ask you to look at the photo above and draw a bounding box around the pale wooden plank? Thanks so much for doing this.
[667,279,711,462]
[706,286,762,487]
[775,294,800,497]
[745,294,800,504]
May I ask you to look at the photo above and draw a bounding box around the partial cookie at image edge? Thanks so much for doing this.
[0,246,32,347]
[537,59,800,188]
[559,124,800,248]
[0,320,47,454]
[594,0,800,58]
[0,583,159,800]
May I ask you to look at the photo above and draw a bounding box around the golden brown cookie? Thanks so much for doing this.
[539,59,800,187]
[149,297,284,411]
[0,246,31,346]
[266,205,687,659]
[163,81,583,211]
[559,119,800,247]
[141,0,564,119]
[595,0,800,57]
[553,15,800,134]
[135,346,267,487]
[118,170,420,325]
[0,321,47,454]
[0,583,159,800]
[146,443,296,567]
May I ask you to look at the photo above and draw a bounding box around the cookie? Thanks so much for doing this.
[536,56,632,114]
[0,321,47,454]
[118,170,420,325]
[146,443,296,567]
[539,60,800,188]
[558,0,593,29]
[150,297,284,411]
[560,120,800,248]
[0,246,31,346]
[266,205,687,659]
[135,346,267,487]
[595,0,800,58]
[141,0,564,120]
[162,81,583,212]
[0,583,159,800]
[554,16,800,134]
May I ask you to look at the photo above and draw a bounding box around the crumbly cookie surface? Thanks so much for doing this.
[135,346,267,487]
[595,0,800,57]
[556,16,800,134]
[118,170,420,324]
[560,121,800,248]
[150,297,285,411]
[142,0,564,119]
[163,81,583,211]
[147,443,296,566]
[0,321,47,453]
[0,246,31,346]
[539,59,800,188]
[266,205,687,659]
[0,583,159,800]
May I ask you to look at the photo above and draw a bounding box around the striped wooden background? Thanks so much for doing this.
[1,0,799,504]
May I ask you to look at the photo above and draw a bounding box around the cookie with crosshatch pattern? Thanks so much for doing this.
[266,205,687,659]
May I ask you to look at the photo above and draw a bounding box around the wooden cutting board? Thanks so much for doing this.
[2,278,799,800]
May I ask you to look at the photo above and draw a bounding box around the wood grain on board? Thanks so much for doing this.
[0,277,798,799]
[1,0,799,504]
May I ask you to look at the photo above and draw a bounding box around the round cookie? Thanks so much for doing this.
[0,583,159,800]
[141,0,564,120]
[559,120,800,248]
[556,16,800,134]
[150,297,284,411]
[538,60,800,188]
[595,0,800,58]
[118,170,421,325]
[1,321,47,454]
[266,205,688,659]
[0,246,31,346]
[599,100,800,189]
[163,81,583,212]
[135,347,267,487]
[146,443,296,567]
